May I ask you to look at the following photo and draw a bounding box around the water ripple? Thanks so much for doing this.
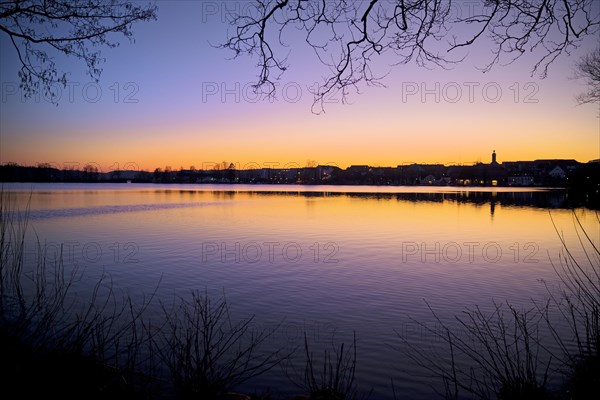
[25,201,224,220]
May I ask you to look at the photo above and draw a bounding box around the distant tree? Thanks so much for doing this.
[0,0,157,100]
[37,162,55,169]
[574,47,600,104]
[222,0,600,112]
[153,167,162,182]
[83,164,98,174]
[162,166,174,182]
[82,164,99,181]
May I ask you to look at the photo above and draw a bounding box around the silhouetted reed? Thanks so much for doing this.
[398,211,599,399]
[155,290,286,398]
[285,331,366,400]
[0,190,159,397]
[543,212,599,398]
[0,190,286,398]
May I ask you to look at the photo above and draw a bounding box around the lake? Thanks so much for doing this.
[2,183,598,399]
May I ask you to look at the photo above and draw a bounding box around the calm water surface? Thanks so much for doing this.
[3,183,598,399]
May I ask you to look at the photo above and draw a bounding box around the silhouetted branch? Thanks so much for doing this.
[157,290,288,398]
[574,46,600,104]
[0,0,157,101]
[221,0,600,113]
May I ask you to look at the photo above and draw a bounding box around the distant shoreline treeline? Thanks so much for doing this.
[1,161,599,189]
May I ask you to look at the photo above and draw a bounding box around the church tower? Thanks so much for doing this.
[491,150,498,165]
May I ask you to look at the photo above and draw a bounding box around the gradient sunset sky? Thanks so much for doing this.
[1,1,598,172]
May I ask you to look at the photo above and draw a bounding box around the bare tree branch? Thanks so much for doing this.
[0,0,158,101]
[221,0,600,113]
[574,46,600,104]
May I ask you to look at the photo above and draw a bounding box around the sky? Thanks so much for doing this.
[0,0,599,172]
